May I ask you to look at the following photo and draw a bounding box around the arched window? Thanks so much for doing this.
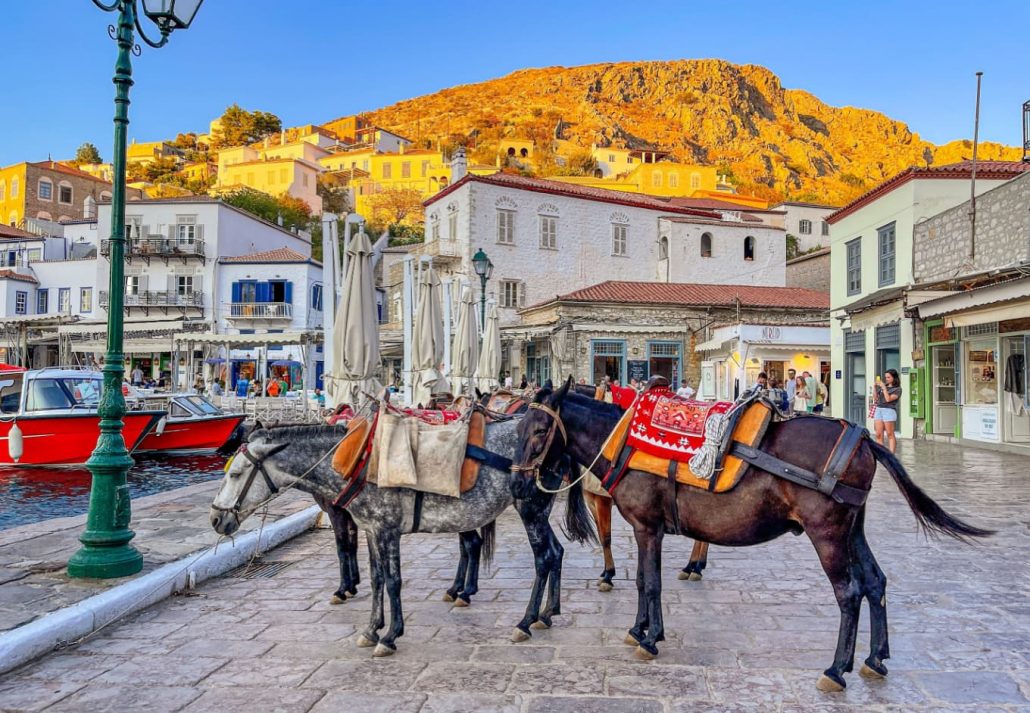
[744,236,756,261]
[519,148,528,158]
[700,232,713,258]
[36,211,52,221]
[507,147,516,157]
[58,181,73,204]
[659,236,669,260]
[38,178,53,201]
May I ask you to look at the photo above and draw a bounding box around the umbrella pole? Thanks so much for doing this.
[402,254,415,406]
[442,277,452,379]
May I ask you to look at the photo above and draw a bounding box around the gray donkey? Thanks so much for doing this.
[210,419,595,656]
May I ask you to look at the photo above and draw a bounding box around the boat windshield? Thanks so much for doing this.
[182,395,221,415]
[24,377,103,412]
[0,377,21,414]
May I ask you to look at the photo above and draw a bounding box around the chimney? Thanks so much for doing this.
[451,146,467,182]
[399,143,405,155]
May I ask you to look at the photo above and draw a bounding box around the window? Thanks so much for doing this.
[612,223,628,256]
[964,338,998,406]
[125,276,140,295]
[176,276,194,295]
[496,209,514,244]
[431,218,440,242]
[821,220,830,237]
[27,248,41,262]
[421,160,429,177]
[38,179,53,201]
[608,154,615,163]
[58,183,72,204]
[648,341,681,384]
[36,289,48,313]
[0,180,5,199]
[80,287,92,312]
[539,215,556,249]
[668,173,678,189]
[448,211,458,240]
[311,283,323,311]
[878,222,896,286]
[690,173,701,190]
[701,232,713,258]
[382,163,392,179]
[798,219,812,235]
[744,236,756,261]
[176,216,196,243]
[499,279,523,308]
[846,238,862,295]
[15,291,27,315]
[651,171,662,188]
[592,340,625,384]
[658,236,669,260]
[11,177,18,198]
[58,288,71,313]
[401,161,410,178]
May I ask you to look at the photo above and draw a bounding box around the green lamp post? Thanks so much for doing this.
[471,247,493,333]
[68,0,204,579]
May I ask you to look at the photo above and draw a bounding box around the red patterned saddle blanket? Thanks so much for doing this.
[625,386,734,461]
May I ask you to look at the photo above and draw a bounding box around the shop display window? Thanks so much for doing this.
[964,339,998,405]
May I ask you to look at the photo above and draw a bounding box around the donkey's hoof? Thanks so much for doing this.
[677,570,690,580]
[372,643,396,658]
[598,581,614,592]
[624,632,640,646]
[530,619,550,630]
[861,660,888,679]
[635,643,659,660]
[687,572,703,581]
[816,674,846,693]
[511,627,531,643]
[330,593,347,605]
[442,592,456,603]
[356,634,377,648]
[453,597,470,608]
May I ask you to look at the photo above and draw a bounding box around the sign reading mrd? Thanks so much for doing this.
[760,326,782,341]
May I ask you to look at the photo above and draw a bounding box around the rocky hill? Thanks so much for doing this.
[349,59,1020,205]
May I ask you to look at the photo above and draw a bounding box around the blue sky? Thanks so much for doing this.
[1,0,1027,166]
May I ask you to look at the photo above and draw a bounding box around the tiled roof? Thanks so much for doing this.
[426,173,721,218]
[669,197,784,214]
[828,161,1030,224]
[219,247,311,264]
[0,224,37,239]
[786,246,830,264]
[534,280,829,310]
[771,200,839,210]
[28,161,113,183]
[0,269,38,284]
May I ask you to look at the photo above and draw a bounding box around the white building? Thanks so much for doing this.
[415,169,787,327]
[770,201,838,254]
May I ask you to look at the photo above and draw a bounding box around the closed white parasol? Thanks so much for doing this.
[411,263,445,407]
[474,300,501,393]
[450,283,480,396]
[326,230,380,408]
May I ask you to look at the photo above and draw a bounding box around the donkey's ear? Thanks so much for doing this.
[475,388,484,400]
[250,441,289,459]
[553,375,573,404]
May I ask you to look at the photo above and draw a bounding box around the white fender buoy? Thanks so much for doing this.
[155,416,167,436]
[8,421,24,463]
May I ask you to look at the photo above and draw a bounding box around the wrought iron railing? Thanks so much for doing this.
[99,291,204,308]
[101,238,206,259]
[228,302,293,319]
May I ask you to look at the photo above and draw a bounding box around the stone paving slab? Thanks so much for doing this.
[1,439,1029,711]
[0,479,312,635]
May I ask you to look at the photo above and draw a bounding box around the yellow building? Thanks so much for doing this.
[0,161,130,227]
[214,138,329,213]
[126,140,185,166]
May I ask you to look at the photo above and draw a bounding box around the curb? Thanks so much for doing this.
[0,504,322,676]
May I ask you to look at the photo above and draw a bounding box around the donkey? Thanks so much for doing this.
[512,379,992,691]
[210,419,595,657]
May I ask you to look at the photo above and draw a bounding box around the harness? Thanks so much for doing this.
[213,442,288,516]
[510,402,566,477]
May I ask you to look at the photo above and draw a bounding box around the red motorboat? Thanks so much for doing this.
[0,369,164,467]
[133,393,245,455]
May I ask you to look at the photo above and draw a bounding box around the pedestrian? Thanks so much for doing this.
[504,372,513,390]
[873,368,902,453]
[814,378,828,414]
[519,375,528,390]
[629,377,640,391]
[793,375,810,413]
[131,364,144,386]
[267,378,281,397]
[784,368,797,415]
[676,379,695,400]
[803,371,818,413]
[767,378,788,412]
[210,380,223,397]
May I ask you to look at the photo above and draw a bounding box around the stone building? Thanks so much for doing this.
[0,161,142,228]
[510,280,829,392]
[770,201,838,254]
[786,247,830,292]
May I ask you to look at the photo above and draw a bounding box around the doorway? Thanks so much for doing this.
[1002,336,1030,443]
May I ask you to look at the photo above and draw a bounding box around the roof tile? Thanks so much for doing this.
[535,280,829,310]
[220,247,311,264]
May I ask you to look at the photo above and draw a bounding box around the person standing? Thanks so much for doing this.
[803,371,819,413]
[873,369,902,453]
[792,375,810,413]
[131,364,144,386]
[784,368,797,414]
[504,372,513,390]
[676,379,695,399]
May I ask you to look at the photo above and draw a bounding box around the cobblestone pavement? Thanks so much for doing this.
[1,439,1028,712]
[0,481,311,634]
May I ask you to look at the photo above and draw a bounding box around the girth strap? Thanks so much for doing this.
[601,443,634,492]
[666,458,682,536]
[729,442,869,507]
[465,444,513,472]
[333,458,369,508]
[411,491,424,533]
[819,422,867,497]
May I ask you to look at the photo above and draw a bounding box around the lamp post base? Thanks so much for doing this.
[67,541,143,579]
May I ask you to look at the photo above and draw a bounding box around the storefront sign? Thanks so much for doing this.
[627,360,649,383]
[929,326,956,343]
[760,326,782,341]
[981,410,998,439]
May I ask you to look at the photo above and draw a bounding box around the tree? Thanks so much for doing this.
[786,233,800,260]
[317,178,350,214]
[74,142,102,165]
[365,187,425,231]
[221,188,312,232]
[212,104,283,148]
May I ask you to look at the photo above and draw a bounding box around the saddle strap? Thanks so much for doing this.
[819,422,867,497]
[729,443,868,507]
[465,444,513,472]
[411,490,424,533]
[666,458,682,536]
[334,457,370,508]
[601,443,635,492]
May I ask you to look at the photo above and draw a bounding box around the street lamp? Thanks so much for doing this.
[68,0,203,580]
[471,247,493,333]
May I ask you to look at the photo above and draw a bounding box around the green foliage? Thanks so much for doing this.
[74,142,102,165]
[786,233,800,260]
[213,104,283,148]
[840,173,865,188]
[551,149,599,177]
[221,187,312,232]
[386,223,424,246]
[317,179,350,214]
[127,156,180,183]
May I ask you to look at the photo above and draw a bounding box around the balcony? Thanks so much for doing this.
[101,238,206,265]
[99,290,204,315]
[228,302,293,320]
[419,239,463,261]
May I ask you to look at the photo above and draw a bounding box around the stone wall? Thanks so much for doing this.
[786,249,831,292]
[914,172,1030,283]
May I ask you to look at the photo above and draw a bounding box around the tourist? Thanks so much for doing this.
[755,371,768,391]
[314,387,325,406]
[785,368,797,414]
[504,372,513,389]
[803,371,819,413]
[793,375,810,413]
[519,375,528,390]
[131,365,144,386]
[767,378,789,412]
[814,378,828,414]
[267,378,281,397]
[629,377,640,391]
[210,380,223,397]
[873,369,902,453]
[277,376,289,396]
[676,379,695,399]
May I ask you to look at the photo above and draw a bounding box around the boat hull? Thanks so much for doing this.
[0,412,165,467]
[136,413,247,455]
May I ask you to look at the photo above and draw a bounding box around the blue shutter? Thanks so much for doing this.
[231,281,241,302]
[284,281,293,304]
[256,281,270,303]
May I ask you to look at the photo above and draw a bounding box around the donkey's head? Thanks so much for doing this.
[511,375,573,489]
[209,434,291,536]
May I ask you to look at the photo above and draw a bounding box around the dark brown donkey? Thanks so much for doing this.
[512,378,993,692]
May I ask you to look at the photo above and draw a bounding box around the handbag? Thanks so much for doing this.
[867,387,877,419]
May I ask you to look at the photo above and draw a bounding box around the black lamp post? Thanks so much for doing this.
[471,247,493,332]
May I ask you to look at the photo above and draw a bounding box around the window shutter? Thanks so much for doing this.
[518,282,526,308]
[284,281,293,304]
[195,224,204,241]
[167,225,175,241]
[141,224,150,239]
[139,274,149,292]
[232,281,241,302]
[257,282,270,303]
[193,275,203,293]
[167,275,176,295]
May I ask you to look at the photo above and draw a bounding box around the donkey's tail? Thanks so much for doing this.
[563,466,599,545]
[868,439,994,541]
[480,520,496,567]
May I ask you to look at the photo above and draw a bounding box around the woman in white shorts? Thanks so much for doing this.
[873,368,902,453]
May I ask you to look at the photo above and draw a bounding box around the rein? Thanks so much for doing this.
[511,400,597,495]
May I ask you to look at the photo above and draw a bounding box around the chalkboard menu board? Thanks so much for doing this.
[627,360,649,383]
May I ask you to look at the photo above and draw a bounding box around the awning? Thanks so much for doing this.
[175,331,321,347]
[695,337,732,352]
[59,318,209,337]
[945,302,1030,328]
[571,324,685,334]
[0,314,79,327]
[750,344,830,353]
[846,301,905,332]
[72,339,180,354]
[917,277,1030,320]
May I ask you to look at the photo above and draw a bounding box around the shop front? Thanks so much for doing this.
[696,323,830,401]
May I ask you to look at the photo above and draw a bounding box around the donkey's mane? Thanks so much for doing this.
[251,423,344,441]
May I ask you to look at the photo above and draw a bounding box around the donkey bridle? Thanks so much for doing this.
[511,402,567,476]
[214,443,287,515]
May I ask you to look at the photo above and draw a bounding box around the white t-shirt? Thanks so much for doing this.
[504,376,513,389]
[676,386,695,400]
